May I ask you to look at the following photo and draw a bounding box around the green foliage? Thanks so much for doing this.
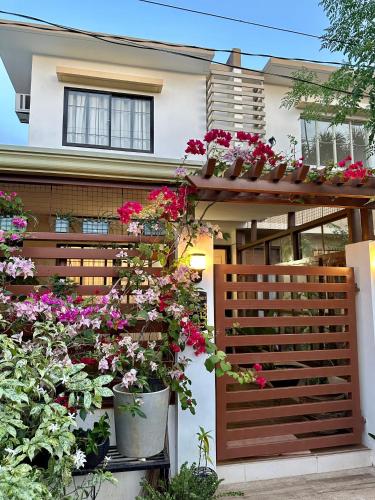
[282,0,375,153]
[0,462,51,500]
[197,427,213,467]
[137,463,222,500]
[0,326,113,497]
[76,414,111,455]
[49,275,78,297]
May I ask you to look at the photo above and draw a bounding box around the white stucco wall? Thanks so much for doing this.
[177,234,216,469]
[263,83,302,157]
[28,55,207,159]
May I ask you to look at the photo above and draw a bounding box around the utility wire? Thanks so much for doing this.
[0,12,360,69]
[138,0,322,40]
[0,10,370,99]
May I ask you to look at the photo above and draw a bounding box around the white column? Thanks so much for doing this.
[345,241,375,449]
[176,234,216,470]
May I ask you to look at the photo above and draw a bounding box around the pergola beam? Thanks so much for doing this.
[187,175,375,208]
[188,176,375,199]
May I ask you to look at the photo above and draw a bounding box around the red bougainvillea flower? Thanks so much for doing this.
[117,201,143,224]
[181,320,207,355]
[185,139,206,155]
[204,129,232,147]
[170,343,181,353]
[255,376,267,389]
[338,155,352,168]
[343,161,368,181]
[148,186,188,220]
[236,131,259,144]
[253,363,262,372]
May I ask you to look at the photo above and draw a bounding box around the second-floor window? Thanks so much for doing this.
[301,119,367,166]
[63,88,153,153]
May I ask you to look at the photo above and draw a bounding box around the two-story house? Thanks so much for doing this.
[1,19,375,498]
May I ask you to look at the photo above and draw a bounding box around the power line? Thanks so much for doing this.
[138,0,322,40]
[0,10,370,99]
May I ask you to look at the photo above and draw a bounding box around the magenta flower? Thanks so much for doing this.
[12,217,27,229]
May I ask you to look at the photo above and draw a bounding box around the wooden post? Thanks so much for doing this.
[360,208,374,241]
[288,212,300,261]
[264,240,271,265]
[250,220,258,242]
[236,230,246,264]
[348,209,363,243]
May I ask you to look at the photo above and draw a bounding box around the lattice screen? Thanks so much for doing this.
[1,182,150,234]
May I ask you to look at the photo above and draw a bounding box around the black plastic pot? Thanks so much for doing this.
[26,449,50,469]
[84,437,110,470]
[193,467,218,497]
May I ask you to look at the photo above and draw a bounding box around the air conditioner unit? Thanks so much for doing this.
[15,93,30,123]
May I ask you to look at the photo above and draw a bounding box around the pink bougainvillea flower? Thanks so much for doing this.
[11,217,27,229]
[253,363,263,372]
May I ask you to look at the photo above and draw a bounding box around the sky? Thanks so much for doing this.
[0,0,341,145]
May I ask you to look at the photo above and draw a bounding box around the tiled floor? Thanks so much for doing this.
[219,467,375,499]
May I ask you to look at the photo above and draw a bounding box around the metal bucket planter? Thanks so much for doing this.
[113,383,169,458]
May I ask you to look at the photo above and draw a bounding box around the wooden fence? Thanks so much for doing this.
[8,232,167,336]
[215,264,362,461]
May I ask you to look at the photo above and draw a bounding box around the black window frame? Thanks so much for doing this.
[62,87,154,153]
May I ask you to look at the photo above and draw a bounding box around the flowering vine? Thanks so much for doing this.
[185,129,373,182]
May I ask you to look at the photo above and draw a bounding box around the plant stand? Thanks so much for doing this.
[72,445,170,499]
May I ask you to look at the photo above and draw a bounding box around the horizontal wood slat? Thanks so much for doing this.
[218,264,352,276]
[33,265,162,278]
[215,263,362,461]
[23,232,162,243]
[223,316,349,328]
[223,299,348,310]
[223,281,350,292]
[225,383,353,403]
[223,332,351,346]
[226,399,353,423]
[227,349,352,364]
[7,285,113,296]
[222,433,360,460]
[17,248,143,259]
[226,416,356,441]
[256,365,354,382]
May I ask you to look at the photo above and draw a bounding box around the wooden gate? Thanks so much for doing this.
[215,264,362,461]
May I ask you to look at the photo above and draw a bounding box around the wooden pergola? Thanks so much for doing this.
[186,158,375,210]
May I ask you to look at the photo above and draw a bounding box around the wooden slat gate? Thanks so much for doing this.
[215,264,362,461]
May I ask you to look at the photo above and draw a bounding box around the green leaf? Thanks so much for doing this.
[83,392,92,409]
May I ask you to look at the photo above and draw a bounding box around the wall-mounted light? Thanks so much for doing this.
[189,253,206,282]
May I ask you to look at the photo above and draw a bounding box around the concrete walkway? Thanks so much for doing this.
[219,467,375,499]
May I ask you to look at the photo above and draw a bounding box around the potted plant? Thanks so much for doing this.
[102,337,171,458]
[75,414,111,469]
[54,211,77,233]
[82,212,112,234]
[137,431,242,499]
[0,191,28,231]
[195,427,218,493]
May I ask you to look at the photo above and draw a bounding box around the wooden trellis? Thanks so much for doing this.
[187,159,375,209]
